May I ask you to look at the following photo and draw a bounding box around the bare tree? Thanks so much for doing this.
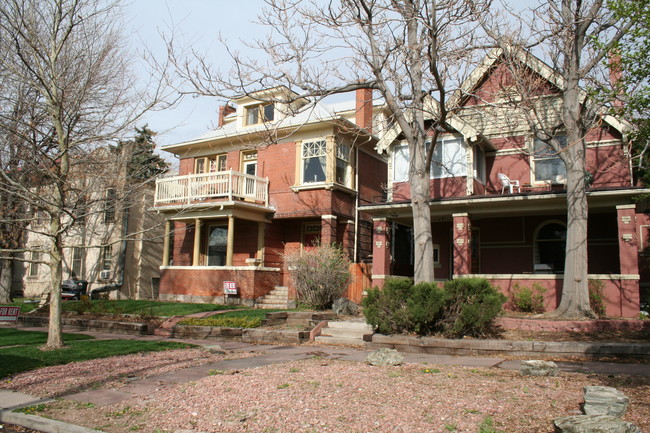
[471,0,634,318]
[169,0,490,283]
[0,0,165,348]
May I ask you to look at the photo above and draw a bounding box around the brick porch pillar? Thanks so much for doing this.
[321,215,337,245]
[452,213,472,276]
[372,218,390,287]
[616,204,640,316]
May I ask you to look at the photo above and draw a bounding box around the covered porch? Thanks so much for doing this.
[365,189,645,317]
[157,200,279,305]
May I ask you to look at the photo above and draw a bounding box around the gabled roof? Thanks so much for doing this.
[452,47,630,135]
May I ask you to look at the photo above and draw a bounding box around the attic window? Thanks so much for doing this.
[246,103,274,125]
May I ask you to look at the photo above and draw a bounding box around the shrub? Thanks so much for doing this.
[363,277,506,338]
[588,280,606,318]
[441,278,507,338]
[363,278,414,335]
[285,243,351,310]
[511,283,546,313]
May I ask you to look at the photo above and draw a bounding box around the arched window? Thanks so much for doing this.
[534,221,566,273]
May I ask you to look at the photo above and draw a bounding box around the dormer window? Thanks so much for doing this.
[246,103,274,125]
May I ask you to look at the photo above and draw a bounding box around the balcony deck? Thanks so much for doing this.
[154,170,269,208]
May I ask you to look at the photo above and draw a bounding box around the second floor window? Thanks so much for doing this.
[533,136,567,183]
[336,144,351,186]
[392,137,467,182]
[302,140,327,183]
[195,154,227,174]
[246,103,274,125]
[29,250,40,277]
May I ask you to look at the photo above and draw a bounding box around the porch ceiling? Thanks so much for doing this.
[363,188,650,223]
[155,201,274,223]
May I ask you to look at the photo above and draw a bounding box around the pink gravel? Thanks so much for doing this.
[15,356,649,433]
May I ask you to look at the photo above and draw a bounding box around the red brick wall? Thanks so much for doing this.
[232,219,259,266]
[392,177,467,201]
[160,267,280,301]
[179,158,194,176]
[358,150,387,204]
[172,221,193,266]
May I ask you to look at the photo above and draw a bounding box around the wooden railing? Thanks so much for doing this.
[155,170,269,207]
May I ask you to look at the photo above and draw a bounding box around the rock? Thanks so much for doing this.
[583,386,629,418]
[553,415,641,433]
[366,348,403,366]
[332,297,359,316]
[202,344,226,354]
[519,360,559,376]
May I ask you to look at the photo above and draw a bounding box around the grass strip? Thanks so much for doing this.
[0,338,192,379]
[3,299,244,317]
[178,308,294,328]
[0,328,93,347]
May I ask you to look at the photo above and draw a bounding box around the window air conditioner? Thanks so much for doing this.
[99,270,111,280]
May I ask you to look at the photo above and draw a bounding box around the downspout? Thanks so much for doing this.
[354,146,359,262]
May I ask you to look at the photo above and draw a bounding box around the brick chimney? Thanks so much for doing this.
[355,88,373,134]
[218,103,236,127]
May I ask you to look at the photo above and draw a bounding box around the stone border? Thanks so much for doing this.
[497,317,650,333]
[367,334,650,360]
[18,316,151,335]
[172,325,309,344]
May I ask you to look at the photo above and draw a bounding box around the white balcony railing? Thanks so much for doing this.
[155,170,269,207]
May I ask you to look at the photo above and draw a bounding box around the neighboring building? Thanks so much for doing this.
[154,87,387,305]
[363,49,648,317]
[14,150,164,300]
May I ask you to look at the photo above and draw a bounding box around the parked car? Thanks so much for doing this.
[61,279,89,301]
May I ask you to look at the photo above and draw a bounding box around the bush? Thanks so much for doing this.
[285,243,351,310]
[588,280,606,318]
[510,283,546,313]
[363,277,506,338]
[441,278,507,338]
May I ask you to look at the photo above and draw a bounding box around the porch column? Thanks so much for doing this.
[256,221,265,261]
[616,204,640,316]
[372,217,390,287]
[162,220,171,266]
[321,215,337,244]
[452,213,472,276]
[226,215,235,266]
[192,218,201,266]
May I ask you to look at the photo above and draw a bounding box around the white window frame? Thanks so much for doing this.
[101,246,112,271]
[392,136,467,182]
[301,139,327,184]
[245,103,274,126]
[335,143,352,187]
[71,247,84,279]
[473,145,486,183]
[29,250,40,277]
[532,136,567,184]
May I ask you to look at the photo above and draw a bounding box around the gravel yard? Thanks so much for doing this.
[3,349,648,433]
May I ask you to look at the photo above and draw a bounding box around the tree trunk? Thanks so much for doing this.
[550,132,593,318]
[409,140,435,283]
[0,258,13,303]
[45,212,64,349]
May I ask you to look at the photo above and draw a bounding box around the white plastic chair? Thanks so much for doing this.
[498,173,520,194]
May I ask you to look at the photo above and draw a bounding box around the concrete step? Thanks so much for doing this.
[326,321,373,332]
[257,303,291,309]
[320,327,371,339]
[257,297,287,303]
[261,294,289,301]
[271,286,289,293]
[314,335,365,347]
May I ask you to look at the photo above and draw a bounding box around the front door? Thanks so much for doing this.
[207,225,227,266]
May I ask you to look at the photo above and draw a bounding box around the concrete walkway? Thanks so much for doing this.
[1,325,649,433]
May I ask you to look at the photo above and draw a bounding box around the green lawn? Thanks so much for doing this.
[3,299,244,317]
[178,308,297,328]
[0,328,93,347]
[0,328,193,378]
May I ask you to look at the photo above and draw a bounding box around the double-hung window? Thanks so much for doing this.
[246,103,274,125]
[336,143,351,186]
[392,137,467,182]
[533,136,567,183]
[71,247,84,279]
[195,154,227,174]
[302,140,327,183]
[29,251,40,277]
[101,246,112,271]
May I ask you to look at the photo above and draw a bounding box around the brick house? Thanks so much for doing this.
[363,49,649,317]
[154,87,387,305]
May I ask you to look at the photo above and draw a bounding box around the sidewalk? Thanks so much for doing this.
[1,325,649,433]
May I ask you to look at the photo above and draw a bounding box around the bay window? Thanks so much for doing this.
[392,137,467,182]
[302,140,327,183]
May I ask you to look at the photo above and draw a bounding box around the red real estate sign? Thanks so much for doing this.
[0,306,20,321]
